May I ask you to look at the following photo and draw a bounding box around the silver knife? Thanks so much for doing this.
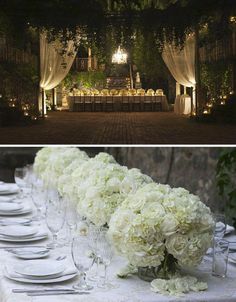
[13,288,75,293]
[1,245,51,250]
[27,291,90,296]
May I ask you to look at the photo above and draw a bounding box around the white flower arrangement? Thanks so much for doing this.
[34,147,54,176]
[108,182,214,269]
[34,147,88,188]
[61,153,153,227]
[33,147,214,297]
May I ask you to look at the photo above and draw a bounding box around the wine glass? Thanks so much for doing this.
[87,224,103,281]
[46,189,66,249]
[66,199,78,244]
[23,164,34,187]
[31,179,46,221]
[14,167,27,198]
[96,230,114,289]
[71,235,94,291]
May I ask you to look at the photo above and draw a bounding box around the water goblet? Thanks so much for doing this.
[71,235,94,291]
[87,224,103,282]
[46,190,66,249]
[96,230,114,289]
[31,180,46,220]
[66,200,78,244]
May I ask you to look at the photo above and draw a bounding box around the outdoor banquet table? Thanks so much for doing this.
[174,95,192,115]
[1,195,236,302]
[67,95,169,112]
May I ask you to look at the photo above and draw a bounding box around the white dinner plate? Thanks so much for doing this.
[0,205,32,216]
[229,242,236,251]
[0,230,48,242]
[0,217,32,225]
[0,225,38,238]
[0,203,23,212]
[0,184,19,195]
[229,254,236,264]
[0,196,16,203]
[15,260,66,277]
[4,267,77,284]
[10,247,50,260]
[0,183,18,190]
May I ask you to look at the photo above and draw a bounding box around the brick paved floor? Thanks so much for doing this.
[0,111,236,145]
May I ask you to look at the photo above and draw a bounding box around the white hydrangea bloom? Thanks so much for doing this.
[34,147,89,188]
[108,182,214,268]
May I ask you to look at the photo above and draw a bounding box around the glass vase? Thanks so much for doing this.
[138,254,178,282]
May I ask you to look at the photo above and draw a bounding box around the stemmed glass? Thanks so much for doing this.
[71,235,94,291]
[87,224,103,282]
[66,199,78,244]
[14,167,27,198]
[96,230,114,289]
[31,179,46,221]
[46,189,66,249]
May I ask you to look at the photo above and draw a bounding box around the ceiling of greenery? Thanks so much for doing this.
[0,0,235,50]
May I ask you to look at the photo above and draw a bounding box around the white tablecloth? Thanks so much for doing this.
[0,196,236,302]
[174,95,192,115]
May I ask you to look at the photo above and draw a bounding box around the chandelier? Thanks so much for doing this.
[112,46,128,64]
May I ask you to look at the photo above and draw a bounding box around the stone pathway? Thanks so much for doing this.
[0,111,236,145]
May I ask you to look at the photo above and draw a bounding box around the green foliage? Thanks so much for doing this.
[201,62,232,101]
[1,0,235,53]
[132,31,169,88]
[0,62,38,102]
[216,149,236,227]
[63,70,106,90]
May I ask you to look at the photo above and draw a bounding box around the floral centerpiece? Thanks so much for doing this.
[34,147,88,188]
[59,152,153,227]
[108,183,214,294]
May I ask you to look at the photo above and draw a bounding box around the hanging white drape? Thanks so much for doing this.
[40,33,77,90]
[38,33,77,115]
[162,35,196,89]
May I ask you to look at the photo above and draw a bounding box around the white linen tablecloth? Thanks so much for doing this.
[174,95,192,115]
[1,244,236,302]
[0,195,236,302]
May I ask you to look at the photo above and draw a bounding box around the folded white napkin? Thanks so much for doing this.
[226,224,235,234]
[216,222,235,235]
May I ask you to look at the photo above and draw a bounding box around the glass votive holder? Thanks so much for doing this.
[212,238,229,278]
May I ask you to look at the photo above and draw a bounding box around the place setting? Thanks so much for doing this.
[0,201,32,216]
[4,259,78,287]
[0,224,48,243]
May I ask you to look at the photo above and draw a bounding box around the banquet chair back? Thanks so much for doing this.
[84,95,93,111]
[105,95,114,112]
[74,96,84,111]
[94,95,103,111]
[121,95,131,111]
